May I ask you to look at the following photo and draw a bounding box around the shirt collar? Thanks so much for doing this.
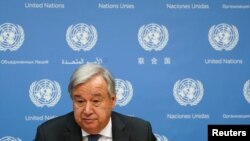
[81,118,112,138]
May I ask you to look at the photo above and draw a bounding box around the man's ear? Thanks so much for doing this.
[111,95,116,107]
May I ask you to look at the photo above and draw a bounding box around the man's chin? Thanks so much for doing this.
[81,120,98,128]
[82,126,100,134]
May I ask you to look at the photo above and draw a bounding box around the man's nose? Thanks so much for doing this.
[83,101,93,114]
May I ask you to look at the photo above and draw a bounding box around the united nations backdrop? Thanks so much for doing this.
[1,0,250,141]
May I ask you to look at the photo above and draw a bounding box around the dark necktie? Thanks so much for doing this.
[88,134,101,141]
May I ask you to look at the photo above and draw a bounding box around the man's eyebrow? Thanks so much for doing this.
[92,93,102,96]
[73,95,82,98]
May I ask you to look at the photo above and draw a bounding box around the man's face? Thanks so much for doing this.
[72,75,116,134]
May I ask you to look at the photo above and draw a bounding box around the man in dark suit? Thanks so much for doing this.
[34,63,156,141]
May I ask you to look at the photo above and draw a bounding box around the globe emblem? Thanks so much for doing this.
[243,80,250,104]
[173,78,204,106]
[0,23,24,51]
[115,79,133,107]
[0,136,21,141]
[154,134,168,141]
[138,23,169,51]
[29,79,61,107]
[208,23,239,51]
[66,23,97,51]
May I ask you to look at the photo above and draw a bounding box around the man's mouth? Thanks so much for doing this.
[83,118,95,123]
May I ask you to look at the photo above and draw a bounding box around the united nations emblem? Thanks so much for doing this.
[208,23,239,51]
[138,23,169,51]
[154,134,168,141]
[66,23,97,51]
[29,79,61,107]
[0,136,22,141]
[0,23,25,51]
[173,78,204,106]
[243,80,250,104]
[115,79,133,107]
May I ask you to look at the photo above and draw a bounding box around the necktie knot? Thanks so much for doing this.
[88,134,101,141]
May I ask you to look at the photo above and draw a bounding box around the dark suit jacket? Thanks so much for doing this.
[34,111,156,141]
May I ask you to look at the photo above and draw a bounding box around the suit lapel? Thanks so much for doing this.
[64,114,82,141]
[64,131,82,141]
[112,112,131,141]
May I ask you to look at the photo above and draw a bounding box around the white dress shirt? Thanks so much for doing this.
[82,118,113,141]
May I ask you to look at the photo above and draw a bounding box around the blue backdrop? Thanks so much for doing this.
[1,0,250,141]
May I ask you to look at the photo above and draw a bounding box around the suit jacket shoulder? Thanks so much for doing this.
[34,112,82,141]
[111,111,156,141]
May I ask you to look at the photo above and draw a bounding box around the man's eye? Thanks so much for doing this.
[74,99,86,107]
[93,100,100,103]
[92,99,102,106]
[77,100,84,103]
